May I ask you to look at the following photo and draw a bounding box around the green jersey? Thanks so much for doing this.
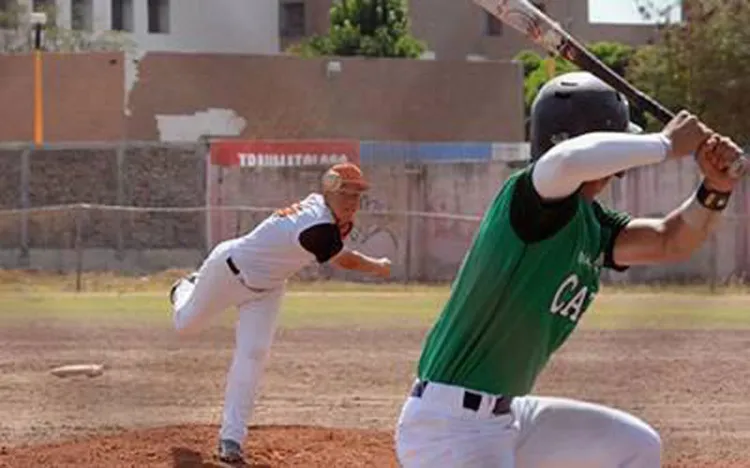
[417,164,631,396]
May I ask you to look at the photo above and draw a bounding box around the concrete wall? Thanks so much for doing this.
[209,157,750,284]
[0,52,125,142]
[127,53,525,143]
[0,52,525,144]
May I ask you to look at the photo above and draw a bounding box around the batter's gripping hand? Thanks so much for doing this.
[661,110,712,160]
[695,133,743,193]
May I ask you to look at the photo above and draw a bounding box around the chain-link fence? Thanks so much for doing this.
[0,141,749,288]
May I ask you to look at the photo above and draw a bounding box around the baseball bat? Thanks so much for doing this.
[473,0,748,178]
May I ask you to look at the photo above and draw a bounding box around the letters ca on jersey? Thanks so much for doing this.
[549,251,604,324]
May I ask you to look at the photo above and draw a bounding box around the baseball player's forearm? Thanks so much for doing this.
[331,249,386,275]
[533,132,671,200]
[612,180,728,265]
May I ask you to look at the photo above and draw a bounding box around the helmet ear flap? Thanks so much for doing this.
[322,170,343,192]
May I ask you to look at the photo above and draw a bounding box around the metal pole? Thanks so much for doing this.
[19,148,31,266]
[75,206,83,293]
[115,144,125,260]
[33,24,44,147]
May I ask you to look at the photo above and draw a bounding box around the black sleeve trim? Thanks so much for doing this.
[592,202,630,272]
[510,164,580,244]
[298,223,344,263]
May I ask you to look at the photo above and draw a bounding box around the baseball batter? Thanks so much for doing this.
[395,72,742,467]
[169,162,391,463]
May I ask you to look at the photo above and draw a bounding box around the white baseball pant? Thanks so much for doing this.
[395,380,661,468]
[172,240,284,444]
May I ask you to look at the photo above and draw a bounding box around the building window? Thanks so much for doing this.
[71,0,93,31]
[280,2,305,37]
[148,0,169,34]
[111,0,133,32]
[485,12,503,36]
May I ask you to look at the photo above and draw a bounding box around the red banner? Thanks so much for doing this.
[210,140,360,167]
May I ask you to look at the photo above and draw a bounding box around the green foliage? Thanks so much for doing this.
[520,55,576,111]
[289,0,426,59]
[516,41,636,111]
[515,41,645,130]
[512,49,543,77]
[626,0,750,143]
[588,42,635,77]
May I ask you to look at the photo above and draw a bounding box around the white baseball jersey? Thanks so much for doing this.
[226,193,351,290]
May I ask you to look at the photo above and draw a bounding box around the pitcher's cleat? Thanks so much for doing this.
[169,272,198,306]
[217,438,244,464]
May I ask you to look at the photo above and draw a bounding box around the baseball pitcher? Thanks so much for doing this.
[169,163,391,463]
[394,72,742,467]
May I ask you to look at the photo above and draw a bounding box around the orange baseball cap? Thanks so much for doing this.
[322,162,369,193]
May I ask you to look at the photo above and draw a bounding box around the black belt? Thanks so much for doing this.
[226,257,241,275]
[226,257,270,293]
[410,380,512,416]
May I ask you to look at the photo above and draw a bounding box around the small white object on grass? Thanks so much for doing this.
[49,363,104,378]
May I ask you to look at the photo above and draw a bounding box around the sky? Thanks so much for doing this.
[588,0,683,25]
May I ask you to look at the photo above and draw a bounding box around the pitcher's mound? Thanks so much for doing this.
[0,424,399,467]
[0,424,744,468]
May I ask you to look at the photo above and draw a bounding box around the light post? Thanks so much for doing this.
[30,11,47,147]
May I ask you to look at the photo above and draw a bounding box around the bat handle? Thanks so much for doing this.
[728,156,748,179]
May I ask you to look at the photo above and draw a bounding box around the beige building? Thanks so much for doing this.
[279,0,671,59]
[5,0,280,55]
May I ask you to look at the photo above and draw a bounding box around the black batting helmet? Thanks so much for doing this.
[529,71,641,162]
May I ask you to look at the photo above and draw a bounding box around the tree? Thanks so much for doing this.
[515,42,643,130]
[626,0,750,144]
[0,2,134,53]
[289,0,426,59]
[517,42,636,110]
[517,52,576,114]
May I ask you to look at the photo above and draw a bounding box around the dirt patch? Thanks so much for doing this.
[0,425,398,468]
[0,424,743,468]
[0,321,748,467]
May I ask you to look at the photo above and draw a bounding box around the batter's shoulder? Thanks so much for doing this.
[509,164,580,243]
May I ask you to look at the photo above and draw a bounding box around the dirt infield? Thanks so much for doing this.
[1,320,749,467]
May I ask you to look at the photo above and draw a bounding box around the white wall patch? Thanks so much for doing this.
[155,108,247,142]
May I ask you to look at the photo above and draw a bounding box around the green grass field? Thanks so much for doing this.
[0,272,748,330]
